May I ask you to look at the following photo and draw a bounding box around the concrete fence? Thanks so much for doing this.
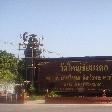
[0,93,26,104]
[45,96,112,104]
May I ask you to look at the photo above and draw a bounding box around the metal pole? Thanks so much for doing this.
[31,45,34,86]
[6,93,7,103]
[25,58,27,81]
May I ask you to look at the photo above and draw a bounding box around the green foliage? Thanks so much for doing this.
[0,69,16,83]
[28,84,36,95]
[48,91,59,97]
[28,95,45,101]
[0,50,19,83]
[17,59,26,81]
[0,51,17,71]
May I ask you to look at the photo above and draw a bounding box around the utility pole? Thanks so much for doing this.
[19,32,43,86]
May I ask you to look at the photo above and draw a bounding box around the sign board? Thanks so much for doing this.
[38,60,112,92]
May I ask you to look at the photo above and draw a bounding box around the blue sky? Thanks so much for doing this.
[0,0,112,58]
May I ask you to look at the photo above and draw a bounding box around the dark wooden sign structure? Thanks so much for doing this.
[34,57,112,103]
[36,56,112,97]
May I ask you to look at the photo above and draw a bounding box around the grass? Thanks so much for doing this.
[28,95,45,101]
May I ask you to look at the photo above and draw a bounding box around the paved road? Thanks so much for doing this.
[0,104,112,112]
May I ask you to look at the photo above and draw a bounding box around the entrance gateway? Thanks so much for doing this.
[29,56,112,103]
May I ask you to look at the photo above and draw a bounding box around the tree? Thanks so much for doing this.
[17,59,26,82]
[0,50,19,83]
